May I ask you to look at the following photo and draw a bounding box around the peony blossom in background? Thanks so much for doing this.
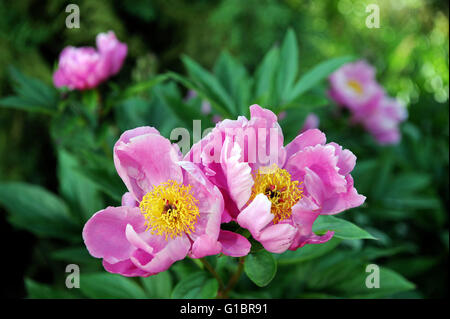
[82,127,249,277]
[186,105,366,254]
[53,31,127,90]
[300,113,320,133]
[328,60,408,145]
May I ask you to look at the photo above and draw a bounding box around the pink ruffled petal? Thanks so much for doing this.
[114,127,183,202]
[218,230,251,257]
[177,161,223,243]
[126,225,191,274]
[329,142,356,176]
[82,206,146,264]
[320,175,366,214]
[220,137,254,210]
[285,144,347,195]
[284,129,326,160]
[289,197,334,250]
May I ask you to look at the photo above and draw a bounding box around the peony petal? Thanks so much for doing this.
[102,259,149,277]
[218,230,251,257]
[82,206,146,264]
[114,127,183,202]
[127,229,191,274]
[258,223,297,254]
[236,193,273,237]
[121,192,138,207]
[177,161,223,242]
[284,129,326,161]
[220,137,254,210]
[289,197,334,250]
[189,234,222,258]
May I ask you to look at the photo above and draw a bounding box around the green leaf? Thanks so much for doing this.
[334,266,415,298]
[181,56,236,115]
[141,271,173,298]
[254,46,279,106]
[0,96,54,114]
[80,273,147,299]
[276,29,299,103]
[276,237,342,265]
[167,72,230,117]
[287,56,354,101]
[158,84,206,127]
[25,278,79,299]
[76,165,126,202]
[0,182,79,240]
[213,52,252,114]
[0,67,58,114]
[313,215,376,240]
[122,74,169,98]
[57,149,104,222]
[51,247,95,264]
[244,250,277,287]
[171,272,218,299]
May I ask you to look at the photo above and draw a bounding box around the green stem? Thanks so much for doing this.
[221,256,246,298]
[199,258,224,293]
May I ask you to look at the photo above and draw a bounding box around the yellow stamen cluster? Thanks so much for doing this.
[249,164,303,224]
[347,80,363,95]
[139,180,200,240]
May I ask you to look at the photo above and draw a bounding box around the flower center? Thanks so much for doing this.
[139,180,200,239]
[347,80,363,95]
[249,164,303,224]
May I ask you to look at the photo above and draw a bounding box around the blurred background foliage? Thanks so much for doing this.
[0,0,448,298]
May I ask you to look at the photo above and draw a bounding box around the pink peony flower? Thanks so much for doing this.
[362,96,408,145]
[328,60,384,116]
[328,60,408,145]
[186,105,365,254]
[53,31,127,90]
[83,127,250,277]
[300,113,320,133]
[96,31,128,76]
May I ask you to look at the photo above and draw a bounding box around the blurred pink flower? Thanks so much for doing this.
[328,60,407,145]
[96,31,128,76]
[362,96,408,145]
[300,113,320,133]
[83,127,249,277]
[186,105,365,253]
[328,60,384,115]
[53,31,127,90]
